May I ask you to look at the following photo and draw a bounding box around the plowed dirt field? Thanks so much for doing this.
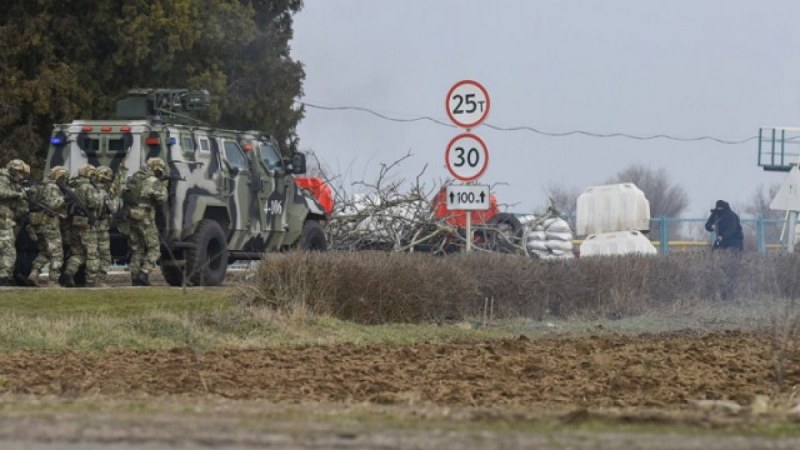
[1,329,799,449]
[0,330,793,408]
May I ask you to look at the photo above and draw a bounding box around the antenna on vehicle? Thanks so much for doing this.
[115,88,210,125]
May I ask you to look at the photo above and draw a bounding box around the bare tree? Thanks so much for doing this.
[742,183,783,249]
[743,183,781,218]
[607,165,688,218]
[543,183,581,229]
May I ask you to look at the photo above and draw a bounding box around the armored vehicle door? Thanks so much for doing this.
[254,140,289,243]
[218,137,254,242]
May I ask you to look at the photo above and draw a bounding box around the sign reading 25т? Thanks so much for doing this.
[445,133,489,182]
[446,80,490,128]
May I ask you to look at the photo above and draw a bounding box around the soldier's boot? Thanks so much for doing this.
[139,271,151,287]
[25,270,40,287]
[131,272,145,286]
[13,273,28,286]
[60,270,76,288]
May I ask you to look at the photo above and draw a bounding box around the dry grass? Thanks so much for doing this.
[246,251,800,324]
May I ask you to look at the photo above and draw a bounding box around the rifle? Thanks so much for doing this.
[56,180,93,224]
[22,186,67,220]
[110,162,127,200]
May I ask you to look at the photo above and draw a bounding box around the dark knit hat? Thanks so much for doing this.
[711,200,728,212]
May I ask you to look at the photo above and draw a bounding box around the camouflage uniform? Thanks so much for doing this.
[0,160,29,286]
[123,158,167,286]
[62,165,103,287]
[91,166,118,286]
[26,166,68,286]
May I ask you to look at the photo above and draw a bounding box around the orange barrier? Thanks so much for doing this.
[294,177,334,216]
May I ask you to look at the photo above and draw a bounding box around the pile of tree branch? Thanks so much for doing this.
[314,152,528,255]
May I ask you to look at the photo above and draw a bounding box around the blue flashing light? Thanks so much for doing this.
[50,137,64,145]
[168,137,177,145]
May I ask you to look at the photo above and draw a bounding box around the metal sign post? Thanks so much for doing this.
[445,80,491,253]
[466,211,472,253]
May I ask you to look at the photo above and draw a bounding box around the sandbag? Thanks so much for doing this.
[546,239,574,252]
[527,230,546,241]
[544,218,571,233]
[545,231,573,241]
[527,240,549,252]
[530,249,552,258]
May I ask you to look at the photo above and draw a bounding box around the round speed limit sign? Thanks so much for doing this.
[446,80,490,128]
[445,133,489,181]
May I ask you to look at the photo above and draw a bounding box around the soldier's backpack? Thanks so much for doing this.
[122,170,148,205]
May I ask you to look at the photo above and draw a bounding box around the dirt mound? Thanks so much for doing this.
[0,331,794,407]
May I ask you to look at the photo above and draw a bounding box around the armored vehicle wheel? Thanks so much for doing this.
[483,212,524,253]
[298,220,327,251]
[185,220,229,286]
[160,262,185,287]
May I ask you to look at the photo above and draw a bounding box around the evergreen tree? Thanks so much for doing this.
[0,0,305,169]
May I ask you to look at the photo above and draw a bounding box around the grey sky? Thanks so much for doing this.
[290,0,799,217]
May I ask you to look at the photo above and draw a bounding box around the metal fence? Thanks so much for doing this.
[648,216,785,254]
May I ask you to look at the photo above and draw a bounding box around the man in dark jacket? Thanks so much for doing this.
[705,200,744,251]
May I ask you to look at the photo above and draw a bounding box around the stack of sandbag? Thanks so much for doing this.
[524,214,575,259]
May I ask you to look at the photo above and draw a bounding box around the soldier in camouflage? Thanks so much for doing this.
[91,166,118,287]
[123,157,167,286]
[0,159,30,286]
[25,166,68,287]
[62,165,103,287]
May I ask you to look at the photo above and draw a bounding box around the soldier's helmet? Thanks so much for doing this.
[95,166,113,183]
[49,166,69,182]
[6,159,29,176]
[146,157,166,176]
[78,164,97,179]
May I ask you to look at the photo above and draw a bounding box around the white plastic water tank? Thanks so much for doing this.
[579,231,657,257]
[576,183,651,236]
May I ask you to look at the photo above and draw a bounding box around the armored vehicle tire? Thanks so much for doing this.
[184,220,229,286]
[160,262,185,287]
[298,220,327,251]
[484,213,524,253]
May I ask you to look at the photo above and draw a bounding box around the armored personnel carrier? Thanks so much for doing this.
[28,89,328,286]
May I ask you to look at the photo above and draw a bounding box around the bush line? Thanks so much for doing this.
[247,252,800,324]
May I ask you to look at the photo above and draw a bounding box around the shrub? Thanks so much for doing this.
[246,251,799,324]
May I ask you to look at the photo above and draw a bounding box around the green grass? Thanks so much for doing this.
[0,287,230,317]
[0,287,514,352]
[0,287,789,353]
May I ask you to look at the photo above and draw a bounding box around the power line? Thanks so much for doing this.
[298,101,759,145]
[300,102,455,128]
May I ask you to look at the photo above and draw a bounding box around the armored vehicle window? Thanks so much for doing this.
[108,138,127,155]
[260,143,283,171]
[198,137,210,153]
[182,136,195,155]
[223,141,249,170]
[83,138,101,155]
